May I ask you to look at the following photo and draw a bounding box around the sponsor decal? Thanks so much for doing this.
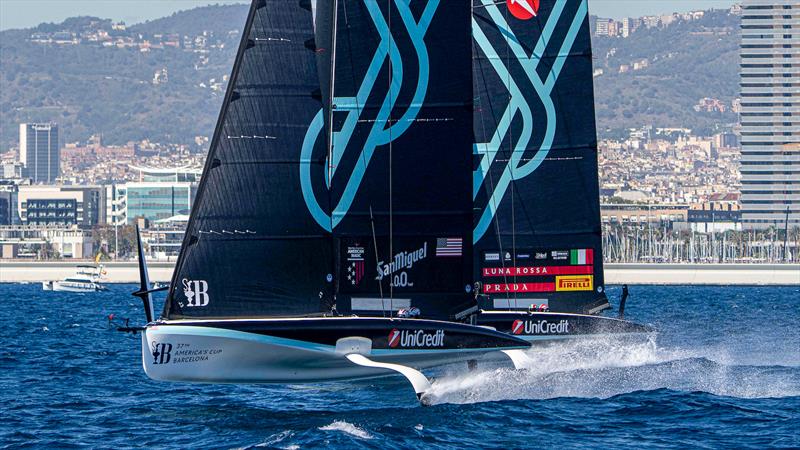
[551,250,569,260]
[436,237,463,257]
[182,279,209,307]
[517,253,531,260]
[535,252,548,260]
[485,252,501,262]
[388,329,445,348]
[152,342,222,364]
[482,266,594,277]
[376,243,427,288]
[484,282,555,293]
[570,249,594,265]
[512,319,570,335]
[507,0,539,20]
[346,245,366,286]
[151,342,172,365]
[556,275,594,292]
[504,252,512,261]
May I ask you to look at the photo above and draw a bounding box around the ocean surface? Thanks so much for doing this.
[1,283,798,449]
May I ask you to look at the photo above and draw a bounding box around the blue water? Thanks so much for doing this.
[1,284,798,449]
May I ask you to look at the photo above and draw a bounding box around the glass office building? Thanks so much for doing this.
[125,182,196,223]
[740,1,800,229]
[19,123,60,184]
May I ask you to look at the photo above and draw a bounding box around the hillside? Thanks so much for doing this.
[0,5,248,149]
[592,9,739,136]
[0,5,739,150]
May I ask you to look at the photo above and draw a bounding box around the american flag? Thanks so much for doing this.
[436,238,463,257]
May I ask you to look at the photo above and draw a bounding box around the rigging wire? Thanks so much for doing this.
[474,1,511,304]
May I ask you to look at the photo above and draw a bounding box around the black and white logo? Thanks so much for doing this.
[151,342,172,364]
[182,279,210,307]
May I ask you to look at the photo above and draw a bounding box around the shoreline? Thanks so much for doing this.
[1,261,797,286]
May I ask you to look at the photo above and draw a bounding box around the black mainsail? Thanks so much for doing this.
[305,0,475,319]
[165,0,332,318]
[472,0,609,314]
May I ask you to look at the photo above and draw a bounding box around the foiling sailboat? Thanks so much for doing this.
[129,0,532,403]
[126,0,652,402]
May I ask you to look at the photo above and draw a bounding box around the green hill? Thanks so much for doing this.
[591,9,739,136]
[0,5,739,150]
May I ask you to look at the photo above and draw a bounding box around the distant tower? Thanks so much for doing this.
[19,123,60,184]
[739,1,799,229]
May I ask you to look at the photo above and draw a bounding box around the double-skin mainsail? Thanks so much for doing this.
[472,0,609,314]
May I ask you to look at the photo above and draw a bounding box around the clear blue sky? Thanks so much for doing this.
[0,0,737,31]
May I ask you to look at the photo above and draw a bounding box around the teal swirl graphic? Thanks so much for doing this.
[301,0,439,232]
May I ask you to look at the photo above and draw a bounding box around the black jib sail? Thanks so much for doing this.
[165,0,333,318]
[305,0,475,319]
[472,0,609,314]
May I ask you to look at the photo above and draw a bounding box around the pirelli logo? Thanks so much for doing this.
[556,275,593,292]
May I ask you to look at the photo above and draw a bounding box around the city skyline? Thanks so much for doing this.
[1,0,738,31]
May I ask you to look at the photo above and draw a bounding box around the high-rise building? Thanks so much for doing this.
[739,0,799,229]
[19,123,60,183]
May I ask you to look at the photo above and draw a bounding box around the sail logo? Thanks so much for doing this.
[507,0,539,20]
[388,328,445,348]
[472,0,590,243]
[182,279,210,307]
[376,242,427,288]
[300,1,441,231]
[556,275,593,292]
[151,342,172,365]
[511,319,570,335]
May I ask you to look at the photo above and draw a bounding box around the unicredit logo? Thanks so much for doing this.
[388,329,401,348]
[388,329,445,348]
[507,0,539,20]
[512,320,570,335]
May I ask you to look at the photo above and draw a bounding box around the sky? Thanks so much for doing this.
[0,0,738,31]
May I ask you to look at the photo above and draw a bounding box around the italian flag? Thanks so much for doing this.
[570,249,594,265]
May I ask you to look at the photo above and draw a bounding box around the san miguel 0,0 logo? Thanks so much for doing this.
[512,319,570,335]
[388,329,445,348]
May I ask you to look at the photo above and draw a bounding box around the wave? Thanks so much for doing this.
[318,420,373,440]
[426,336,800,405]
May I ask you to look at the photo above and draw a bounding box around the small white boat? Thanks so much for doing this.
[42,265,107,293]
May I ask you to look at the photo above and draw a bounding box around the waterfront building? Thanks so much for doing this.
[129,165,202,183]
[124,182,196,223]
[739,0,800,229]
[0,225,93,259]
[19,123,60,183]
[600,204,690,227]
[16,185,105,228]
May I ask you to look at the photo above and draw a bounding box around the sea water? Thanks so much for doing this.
[1,284,798,448]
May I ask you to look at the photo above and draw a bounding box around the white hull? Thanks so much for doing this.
[45,281,104,293]
[143,325,510,384]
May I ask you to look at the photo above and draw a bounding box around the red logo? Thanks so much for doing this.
[512,320,525,335]
[388,329,401,348]
[507,0,539,20]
